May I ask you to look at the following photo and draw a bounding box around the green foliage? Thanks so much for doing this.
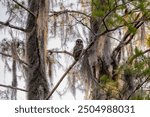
[100,75,110,84]
[146,35,150,47]
[138,1,145,11]
[14,4,20,9]
[132,0,150,18]
[91,0,100,10]
[134,61,145,73]
[92,10,105,17]
[130,93,150,100]
[127,24,137,34]
[91,0,100,5]
[90,0,150,98]
[137,1,150,13]
[109,13,125,28]
[124,65,133,76]
[117,47,150,79]
[90,0,150,31]
[100,75,117,88]
[143,67,150,76]
[99,74,119,99]
[131,95,145,100]
[91,0,107,18]
[145,95,150,100]
[128,47,143,63]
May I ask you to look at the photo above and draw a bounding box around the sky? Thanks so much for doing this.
[0,2,8,83]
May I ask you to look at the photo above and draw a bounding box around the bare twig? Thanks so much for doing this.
[0,84,28,92]
[127,77,149,100]
[49,9,91,18]
[48,50,73,57]
[103,19,109,31]
[70,14,95,35]
[12,0,36,18]
[0,52,12,57]
[143,48,150,54]
[0,51,30,67]
[107,35,121,42]
[0,21,26,32]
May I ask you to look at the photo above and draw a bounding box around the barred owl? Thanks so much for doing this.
[73,39,83,61]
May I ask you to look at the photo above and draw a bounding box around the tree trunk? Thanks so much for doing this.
[26,0,49,100]
[82,0,113,99]
[86,34,112,100]
[11,41,17,100]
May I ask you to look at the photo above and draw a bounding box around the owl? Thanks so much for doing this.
[73,39,83,61]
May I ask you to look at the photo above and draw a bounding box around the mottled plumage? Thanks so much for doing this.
[73,39,83,61]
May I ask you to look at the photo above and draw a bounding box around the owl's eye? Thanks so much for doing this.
[76,39,82,44]
[77,40,80,43]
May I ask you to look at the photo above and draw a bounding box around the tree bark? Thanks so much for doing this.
[11,41,17,100]
[26,0,49,100]
[82,0,112,99]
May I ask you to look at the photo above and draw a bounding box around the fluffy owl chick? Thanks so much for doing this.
[73,39,83,61]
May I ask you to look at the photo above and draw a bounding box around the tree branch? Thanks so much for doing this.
[101,0,133,22]
[0,84,28,92]
[107,35,121,42]
[70,14,95,35]
[103,19,109,31]
[0,21,27,32]
[45,61,77,99]
[127,77,149,100]
[12,0,36,18]
[143,48,150,54]
[49,9,91,18]
[111,19,144,62]
[0,51,30,67]
[0,51,11,57]
[48,50,73,57]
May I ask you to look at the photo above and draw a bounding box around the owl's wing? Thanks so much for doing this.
[73,44,83,60]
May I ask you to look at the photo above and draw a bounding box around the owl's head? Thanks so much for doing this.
[76,39,83,44]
